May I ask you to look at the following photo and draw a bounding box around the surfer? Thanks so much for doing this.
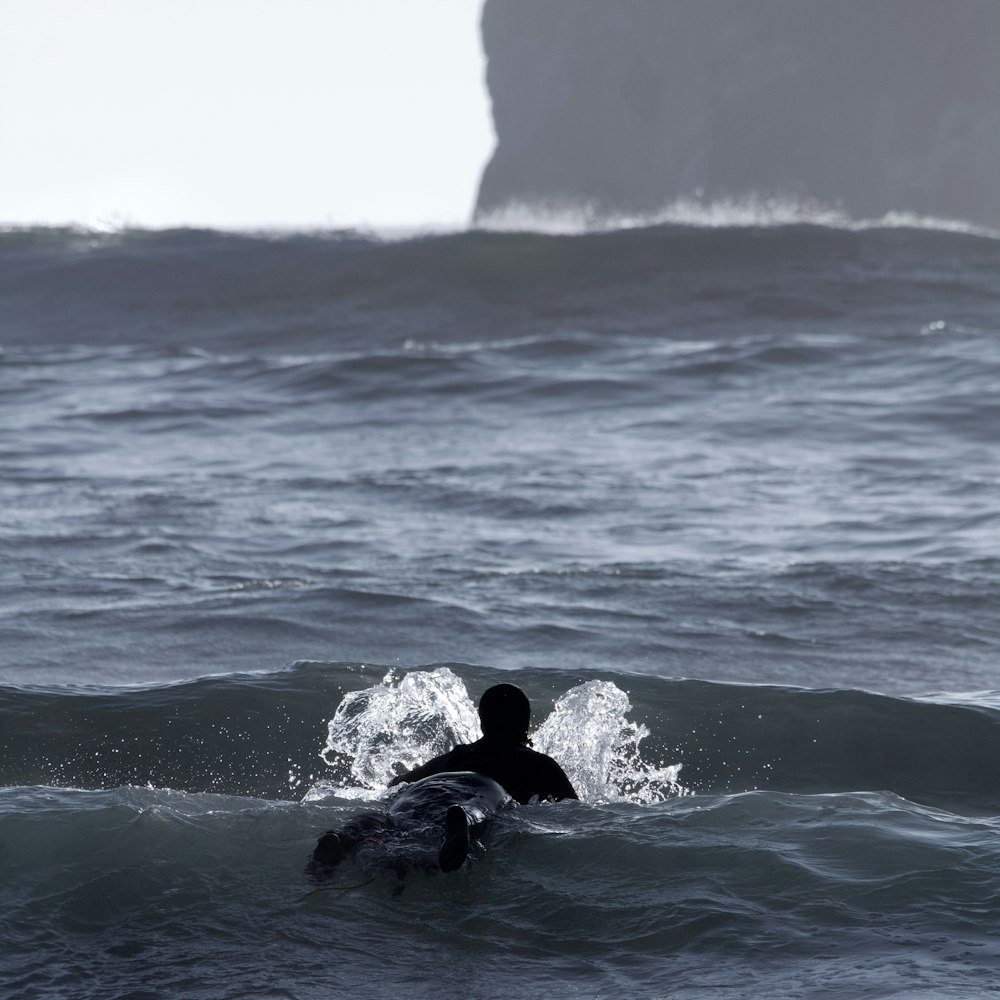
[310,683,578,874]
[388,682,578,805]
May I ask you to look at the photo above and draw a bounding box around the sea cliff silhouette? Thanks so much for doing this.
[475,0,1000,228]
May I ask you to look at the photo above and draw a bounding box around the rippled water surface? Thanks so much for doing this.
[3,220,1000,996]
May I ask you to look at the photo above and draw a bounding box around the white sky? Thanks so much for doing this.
[0,0,493,230]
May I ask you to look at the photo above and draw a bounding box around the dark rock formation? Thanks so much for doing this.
[475,0,1000,228]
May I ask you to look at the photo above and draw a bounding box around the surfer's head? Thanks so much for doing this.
[478,683,531,745]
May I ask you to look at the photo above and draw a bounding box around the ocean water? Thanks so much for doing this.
[2,214,1000,998]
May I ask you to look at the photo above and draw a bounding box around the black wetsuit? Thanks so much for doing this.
[388,735,578,804]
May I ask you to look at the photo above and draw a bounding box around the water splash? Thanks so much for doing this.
[534,681,685,804]
[309,667,479,800]
[305,669,684,804]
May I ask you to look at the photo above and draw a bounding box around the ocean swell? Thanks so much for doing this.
[2,221,997,351]
[4,665,1000,999]
[3,664,998,815]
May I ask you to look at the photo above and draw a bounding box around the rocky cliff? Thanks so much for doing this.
[475,0,1000,228]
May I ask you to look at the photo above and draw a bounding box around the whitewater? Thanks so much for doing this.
[2,211,1000,998]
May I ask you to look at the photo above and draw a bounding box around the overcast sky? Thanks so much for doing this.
[0,0,493,230]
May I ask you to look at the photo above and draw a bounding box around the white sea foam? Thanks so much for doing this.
[474,194,999,238]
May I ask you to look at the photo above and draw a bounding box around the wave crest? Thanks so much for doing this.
[474,194,1000,237]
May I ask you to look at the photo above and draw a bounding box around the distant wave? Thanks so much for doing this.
[472,195,1000,239]
[3,218,998,352]
[4,193,1000,245]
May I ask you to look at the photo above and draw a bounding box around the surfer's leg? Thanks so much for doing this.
[313,830,347,866]
[311,811,387,867]
[386,774,509,873]
[438,804,471,872]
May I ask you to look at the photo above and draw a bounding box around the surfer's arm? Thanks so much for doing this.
[387,747,462,788]
[526,750,579,801]
[546,762,579,801]
[387,761,433,787]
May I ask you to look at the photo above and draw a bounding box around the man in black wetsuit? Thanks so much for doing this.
[310,683,577,875]
[389,682,579,805]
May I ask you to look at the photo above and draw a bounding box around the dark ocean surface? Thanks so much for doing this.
[3,215,1000,997]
